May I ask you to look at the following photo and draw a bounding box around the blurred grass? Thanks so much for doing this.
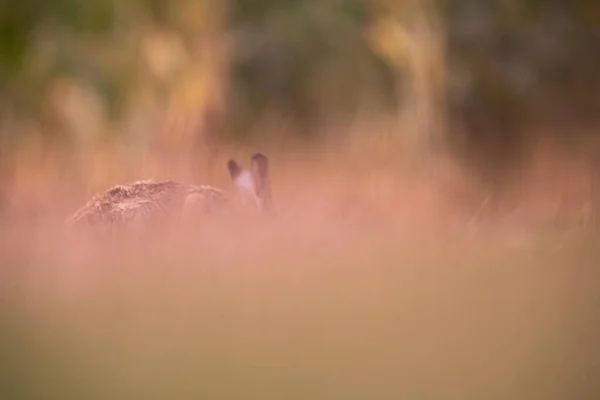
[2,215,600,399]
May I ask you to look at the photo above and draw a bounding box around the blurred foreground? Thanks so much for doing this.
[2,151,600,399]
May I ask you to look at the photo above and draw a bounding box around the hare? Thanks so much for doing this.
[65,153,273,230]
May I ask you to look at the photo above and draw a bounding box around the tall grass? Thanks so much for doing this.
[2,143,600,399]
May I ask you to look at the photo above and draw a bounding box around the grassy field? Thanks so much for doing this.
[2,153,600,399]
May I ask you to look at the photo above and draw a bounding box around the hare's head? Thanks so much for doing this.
[227,153,273,215]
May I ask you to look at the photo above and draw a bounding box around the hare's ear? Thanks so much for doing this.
[251,153,269,180]
[250,153,273,215]
[227,159,242,181]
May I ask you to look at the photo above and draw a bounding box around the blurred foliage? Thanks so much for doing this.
[228,0,397,136]
[0,0,599,164]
